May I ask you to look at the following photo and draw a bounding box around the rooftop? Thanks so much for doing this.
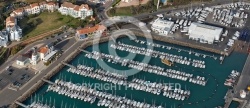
[44,50,58,62]
[74,5,80,11]
[16,50,34,62]
[61,2,75,8]
[151,18,174,31]
[24,5,31,10]
[79,4,91,10]
[188,22,223,40]
[30,3,39,8]
[39,1,47,5]
[47,2,56,6]
[16,55,29,62]
[39,47,48,54]
[77,24,106,35]
[22,52,32,58]
[6,16,15,23]
[14,8,24,13]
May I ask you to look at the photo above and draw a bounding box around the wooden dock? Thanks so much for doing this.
[41,78,55,85]
[15,101,29,108]
[78,48,91,54]
[61,61,75,69]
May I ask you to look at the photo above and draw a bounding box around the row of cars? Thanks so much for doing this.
[174,7,212,22]
[227,31,240,48]
[214,2,250,10]
[211,8,247,28]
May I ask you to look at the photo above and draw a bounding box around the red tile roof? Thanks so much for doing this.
[61,2,75,8]
[77,25,106,35]
[30,3,39,8]
[47,2,56,6]
[39,47,48,54]
[24,6,31,10]
[6,16,15,23]
[39,1,47,5]
[74,5,80,11]
[79,4,91,10]
[14,8,24,13]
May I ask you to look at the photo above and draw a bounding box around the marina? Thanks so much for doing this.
[67,64,191,100]
[111,41,207,68]
[20,36,247,108]
[84,51,207,86]
[47,79,164,108]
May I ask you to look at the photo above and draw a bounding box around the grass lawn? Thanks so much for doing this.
[19,12,81,40]
[109,7,133,16]
[108,0,156,17]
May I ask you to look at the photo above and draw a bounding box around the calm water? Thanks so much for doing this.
[22,37,247,108]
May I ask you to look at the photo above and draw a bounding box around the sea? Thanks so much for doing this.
[22,36,247,108]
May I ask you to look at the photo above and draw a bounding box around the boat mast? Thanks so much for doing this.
[31,94,33,103]
[73,103,75,108]
[53,98,56,108]
[49,96,51,107]
[61,100,63,108]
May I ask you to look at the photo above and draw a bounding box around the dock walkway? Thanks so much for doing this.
[61,61,75,69]
[234,54,250,98]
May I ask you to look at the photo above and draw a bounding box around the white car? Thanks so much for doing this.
[6,66,10,70]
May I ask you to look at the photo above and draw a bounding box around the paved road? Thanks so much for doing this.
[133,0,234,20]
[0,32,71,106]
[0,37,79,107]
[0,32,70,73]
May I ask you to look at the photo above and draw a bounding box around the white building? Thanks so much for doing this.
[39,1,47,11]
[39,43,55,62]
[46,2,57,12]
[0,30,9,47]
[78,4,93,19]
[24,6,32,15]
[30,3,41,14]
[10,8,24,19]
[5,16,22,41]
[16,47,39,66]
[188,22,223,44]
[16,56,29,66]
[5,16,16,28]
[30,48,39,65]
[8,26,22,41]
[151,18,174,36]
[58,2,93,20]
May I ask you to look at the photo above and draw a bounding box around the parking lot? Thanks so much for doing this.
[0,66,35,91]
[147,2,250,54]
